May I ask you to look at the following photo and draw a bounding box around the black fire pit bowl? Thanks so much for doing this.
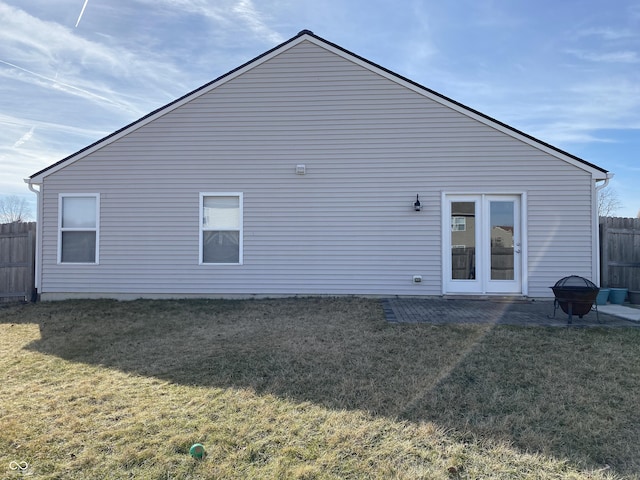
[549,275,600,324]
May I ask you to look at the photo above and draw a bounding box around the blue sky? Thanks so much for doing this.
[1,0,639,218]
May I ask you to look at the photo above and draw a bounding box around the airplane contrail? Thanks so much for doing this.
[0,59,125,109]
[75,0,90,28]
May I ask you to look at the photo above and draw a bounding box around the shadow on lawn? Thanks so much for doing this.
[9,297,640,475]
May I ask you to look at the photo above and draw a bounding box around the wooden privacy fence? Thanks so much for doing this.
[0,222,36,302]
[600,217,640,291]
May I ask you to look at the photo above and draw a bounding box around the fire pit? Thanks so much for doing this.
[550,275,600,324]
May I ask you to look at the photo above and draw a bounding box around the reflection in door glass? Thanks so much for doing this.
[490,201,514,280]
[451,202,475,279]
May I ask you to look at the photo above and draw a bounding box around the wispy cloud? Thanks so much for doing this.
[567,49,639,64]
[0,111,110,168]
[434,69,640,147]
[471,2,525,29]
[577,27,638,41]
[233,0,284,43]
[12,126,34,148]
[0,112,108,140]
[139,0,284,44]
[519,79,640,145]
[0,120,108,199]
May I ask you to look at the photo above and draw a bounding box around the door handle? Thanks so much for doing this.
[515,249,521,254]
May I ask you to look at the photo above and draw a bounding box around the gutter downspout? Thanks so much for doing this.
[594,173,614,287]
[25,178,42,298]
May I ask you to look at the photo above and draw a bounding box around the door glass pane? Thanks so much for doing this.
[490,201,514,280]
[451,202,476,279]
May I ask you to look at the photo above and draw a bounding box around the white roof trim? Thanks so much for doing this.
[30,32,608,183]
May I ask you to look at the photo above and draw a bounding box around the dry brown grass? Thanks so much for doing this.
[1,297,638,479]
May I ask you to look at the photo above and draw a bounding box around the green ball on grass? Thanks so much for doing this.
[190,443,206,459]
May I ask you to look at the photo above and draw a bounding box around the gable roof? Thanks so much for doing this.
[29,29,609,182]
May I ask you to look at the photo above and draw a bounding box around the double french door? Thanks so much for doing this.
[445,195,522,294]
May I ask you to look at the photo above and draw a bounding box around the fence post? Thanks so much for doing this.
[27,229,36,301]
[600,218,609,288]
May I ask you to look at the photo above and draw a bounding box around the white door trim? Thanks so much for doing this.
[442,192,528,295]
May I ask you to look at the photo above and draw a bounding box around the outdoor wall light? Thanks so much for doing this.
[414,194,422,211]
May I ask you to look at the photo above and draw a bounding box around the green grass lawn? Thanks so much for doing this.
[1,297,639,479]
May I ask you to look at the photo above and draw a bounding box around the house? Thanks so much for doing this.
[26,30,611,300]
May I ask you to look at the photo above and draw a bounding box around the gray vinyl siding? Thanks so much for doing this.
[38,40,596,298]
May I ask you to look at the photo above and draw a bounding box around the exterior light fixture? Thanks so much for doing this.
[414,194,422,211]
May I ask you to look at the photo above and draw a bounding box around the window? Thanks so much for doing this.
[200,193,243,264]
[451,216,467,231]
[59,194,99,264]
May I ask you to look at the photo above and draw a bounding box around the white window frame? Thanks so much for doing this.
[58,193,100,264]
[199,192,243,265]
[451,216,467,231]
